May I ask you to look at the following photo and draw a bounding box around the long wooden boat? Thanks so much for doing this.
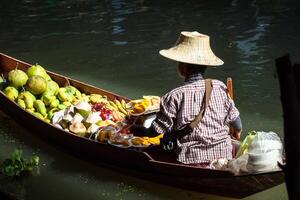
[0,52,284,198]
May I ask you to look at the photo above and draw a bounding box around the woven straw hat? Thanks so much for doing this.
[159,31,224,66]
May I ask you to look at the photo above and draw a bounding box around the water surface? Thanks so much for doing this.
[1,0,299,199]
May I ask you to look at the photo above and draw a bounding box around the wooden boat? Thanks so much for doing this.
[0,52,284,198]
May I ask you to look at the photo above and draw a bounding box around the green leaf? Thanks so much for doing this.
[11,149,22,162]
[0,149,40,177]
[31,156,39,166]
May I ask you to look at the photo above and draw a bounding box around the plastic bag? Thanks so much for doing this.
[228,131,283,174]
[246,131,283,173]
[227,154,249,175]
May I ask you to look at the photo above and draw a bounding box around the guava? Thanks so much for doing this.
[26,75,47,95]
[41,94,56,106]
[57,88,74,102]
[49,99,60,109]
[32,112,44,120]
[4,86,19,101]
[8,69,28,89]
[18,91,36,109]
[45,80,59,95]
[33,100,47,116]
[27,64,47,79]
[44,73,52,81]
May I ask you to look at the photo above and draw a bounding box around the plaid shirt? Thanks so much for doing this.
[152,74,240,164]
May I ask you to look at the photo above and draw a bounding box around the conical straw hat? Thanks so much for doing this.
[159,31,224,66]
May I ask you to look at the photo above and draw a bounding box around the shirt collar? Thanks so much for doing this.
[184,73,204,83]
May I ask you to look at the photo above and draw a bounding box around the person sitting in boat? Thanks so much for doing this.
[131,31,242,166]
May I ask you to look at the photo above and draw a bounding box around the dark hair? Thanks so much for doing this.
[186,64,207,75]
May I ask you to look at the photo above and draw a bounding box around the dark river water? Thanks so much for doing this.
[1,0,299,199]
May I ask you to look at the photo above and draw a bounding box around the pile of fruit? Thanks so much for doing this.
[127,96,160,115]
[131,134,163,147]
[1,64,68,121]
[0,64,162,148]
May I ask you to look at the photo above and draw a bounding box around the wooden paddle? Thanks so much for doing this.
[227,77,241,141]
[227,77,241,157]
[227,77,233,99]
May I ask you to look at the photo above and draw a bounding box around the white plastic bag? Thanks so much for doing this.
[246,131,283,173]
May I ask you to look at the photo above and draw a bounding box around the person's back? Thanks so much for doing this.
[153,76,239,164]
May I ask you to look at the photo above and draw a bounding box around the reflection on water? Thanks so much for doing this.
[1,0,299,199]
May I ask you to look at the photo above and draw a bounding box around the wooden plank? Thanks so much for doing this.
[227,77,233,99]
[276,54,300,199]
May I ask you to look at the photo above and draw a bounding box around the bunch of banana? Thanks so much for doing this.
[105,99,128,118]
[89,94,108,104]
[142,134,163,146]
[128,98,151,115]
[131,134,163,146]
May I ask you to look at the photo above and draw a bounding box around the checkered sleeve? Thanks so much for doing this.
[224,89,240,124]
[151,93,177,134]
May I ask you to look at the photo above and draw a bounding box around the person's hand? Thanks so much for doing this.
[231,128,242,140]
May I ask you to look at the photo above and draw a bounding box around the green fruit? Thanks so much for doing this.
[41,94,56,106]
[17,99,26,109]
[27,64,47,79]
[44,73,52,81]
[4,86,19,101]
[49,99,60,109]
[26,75,47,95]
[8,69,28,89]
[57,88,74,102]
[32,112,44,120]
[47,111,54,120]
[57,104,67,110]
[18,91,36,109]
[47,108,58,120]
[45,80,59,95]
[33,100,47,116]
[65,86,77,95]
[24,92,36,109]
[62,101,71,107]
[26,108,35,113]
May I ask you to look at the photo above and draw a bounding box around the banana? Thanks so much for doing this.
[121,99,127,109]
[109,101,118,110]
[115,99,127,115]
[105,104,117,112]
[118,111,126,118]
